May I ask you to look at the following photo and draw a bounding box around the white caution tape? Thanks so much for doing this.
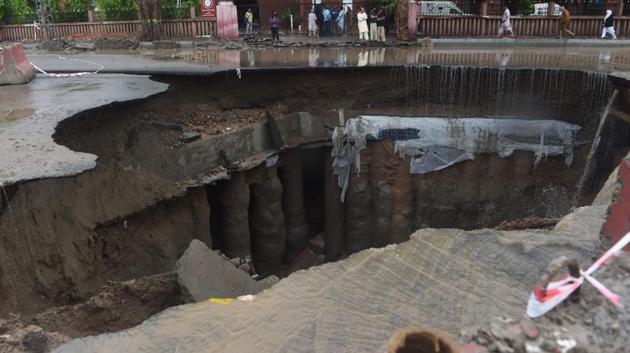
[30,56,104,78]
[527,231,630,318]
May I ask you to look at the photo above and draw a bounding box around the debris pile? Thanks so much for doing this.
[460,253,630,353]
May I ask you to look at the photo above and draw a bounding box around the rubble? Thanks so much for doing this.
[94,38,138,50]
[0,323,68,353]
[36,39,68,51]
[151,40,180,49]
[495,217,559,230]
[460,253,630,353]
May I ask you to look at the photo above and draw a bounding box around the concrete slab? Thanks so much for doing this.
[175,239,272,302]
[0,74,167,186]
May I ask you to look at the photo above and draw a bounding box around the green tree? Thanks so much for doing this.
[518,0,534,16]
[0,0,6,23]
[2,0,35,24]
[160,0,192,19]
[96,0,136,20]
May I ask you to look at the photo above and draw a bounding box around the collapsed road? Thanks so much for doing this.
[1,45,630,353]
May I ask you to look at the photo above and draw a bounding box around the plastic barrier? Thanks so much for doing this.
[0,43,35,85]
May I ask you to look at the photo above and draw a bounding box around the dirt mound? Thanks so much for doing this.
[495,217,559,231]
[0,272,184,353]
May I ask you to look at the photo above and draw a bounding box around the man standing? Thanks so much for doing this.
[369,8,378,41]
[357,7,369,40]
[498,6,515,38]
[601,9,617,39]
[308,9,318,37]
[376,9,386,42]
[559,6,575,38]
[244,8,254,35]
[269,10,280,44]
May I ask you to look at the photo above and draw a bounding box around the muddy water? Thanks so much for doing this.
[173,47,630,72]
[27,47,630,75]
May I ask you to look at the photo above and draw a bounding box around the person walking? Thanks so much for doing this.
[601,9,617,39]
[369,8,378,41]
[559,6,575,38]
[498,6,515,38]
[336,6,345,35]
[269,10,280,44]
[357,7,369,40]
[244,8,254,35]
[308,9,318,37]
[376,9,386,42]
[323,6,332,36]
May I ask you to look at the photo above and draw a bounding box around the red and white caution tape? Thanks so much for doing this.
[527,231,630,318]
[30,56,104,78]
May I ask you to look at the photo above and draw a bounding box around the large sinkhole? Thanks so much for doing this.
[0,66,618,327]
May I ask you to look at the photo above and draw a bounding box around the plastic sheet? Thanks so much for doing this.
[332,116,581,202]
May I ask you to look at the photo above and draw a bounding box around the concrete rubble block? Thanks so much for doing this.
[0,43,35,85]
[175,239,273,302]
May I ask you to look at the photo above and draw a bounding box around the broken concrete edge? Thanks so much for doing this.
[0,43,35,85]
[0,75,168,188]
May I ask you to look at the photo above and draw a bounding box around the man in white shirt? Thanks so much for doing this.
[357,7,369,40]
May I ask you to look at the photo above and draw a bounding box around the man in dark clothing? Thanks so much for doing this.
[269,10,280,44]
[368,8,378,40]
[376,9,386,41]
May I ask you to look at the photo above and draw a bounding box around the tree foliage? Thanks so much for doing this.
[161,0,193,19]
[518,0,534,16]
[1,0,35,24]
[96,0,136,20]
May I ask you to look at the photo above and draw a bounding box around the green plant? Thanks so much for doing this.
[0,0,6,23]
[2,0,35,24]
[96,0,136,20]
[518,0,534,16]
[280,7,294,22]
[65,0,88,12]
[161,0,192,19]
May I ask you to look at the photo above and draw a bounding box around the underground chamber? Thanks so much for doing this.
[0,66,623,334]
